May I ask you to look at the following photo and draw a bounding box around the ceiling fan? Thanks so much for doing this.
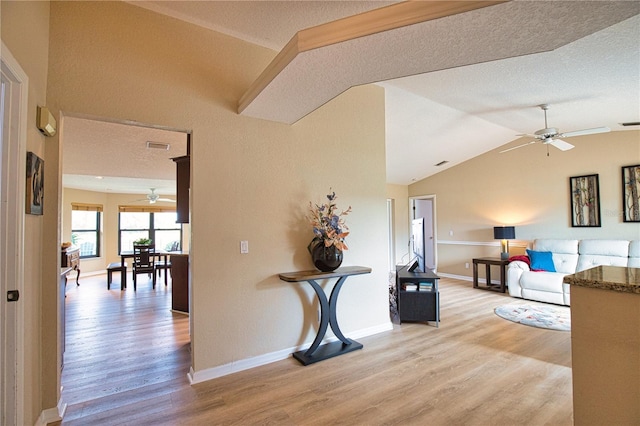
[500,104,610,155]
[133,188,175,204]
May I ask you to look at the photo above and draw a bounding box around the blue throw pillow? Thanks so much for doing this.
[526,249,556,272]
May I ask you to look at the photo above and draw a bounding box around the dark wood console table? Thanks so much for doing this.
[61,246,81,285]
[279,266,371,365]
[473,257,509,293]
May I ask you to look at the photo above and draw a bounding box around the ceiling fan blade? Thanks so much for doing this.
[156,198,176,202]
[547,138,575,151]
[499,140,537,153]
[558,126,610,138]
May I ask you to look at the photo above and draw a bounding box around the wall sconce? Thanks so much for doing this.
[494,226,515,260]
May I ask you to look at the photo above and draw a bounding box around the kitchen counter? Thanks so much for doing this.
[563,265,640,294]
[564,266,640,424]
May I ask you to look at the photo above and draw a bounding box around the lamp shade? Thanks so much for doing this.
[494,226,515,240]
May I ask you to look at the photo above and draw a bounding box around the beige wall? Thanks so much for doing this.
[410,130,640,278]
[1,1,51,423]
[47,0,389,392]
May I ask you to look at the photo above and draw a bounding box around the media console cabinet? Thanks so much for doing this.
[396,264,440,327]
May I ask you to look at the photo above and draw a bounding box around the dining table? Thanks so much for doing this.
[119,250,179,288]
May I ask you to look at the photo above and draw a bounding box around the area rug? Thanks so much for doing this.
[494,303,571,331]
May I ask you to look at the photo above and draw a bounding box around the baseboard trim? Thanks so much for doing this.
[438,272,502,286]
[35,397,66,425]
[188,321,393,385]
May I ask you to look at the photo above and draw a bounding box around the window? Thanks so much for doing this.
[71,203,102,258]
[118,206,181,253]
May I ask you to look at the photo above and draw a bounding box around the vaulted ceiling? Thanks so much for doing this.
[65,1,640,192]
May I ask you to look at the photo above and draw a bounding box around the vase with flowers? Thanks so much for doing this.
[307,189,351,272]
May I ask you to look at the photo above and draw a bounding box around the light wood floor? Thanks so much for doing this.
[60,273,573,425]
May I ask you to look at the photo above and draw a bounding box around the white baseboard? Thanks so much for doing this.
[437,272,502,286]
[188,321,393,385]
[35,397,66,425]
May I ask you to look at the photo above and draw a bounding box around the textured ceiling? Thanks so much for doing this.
[63,117,188,195]
[66,1,640,191]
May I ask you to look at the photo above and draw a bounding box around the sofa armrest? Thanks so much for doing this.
[507,260,530,297]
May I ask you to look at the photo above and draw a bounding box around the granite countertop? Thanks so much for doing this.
[564,265,640,294]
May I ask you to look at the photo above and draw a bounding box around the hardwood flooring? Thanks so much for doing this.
[60,273,573,425]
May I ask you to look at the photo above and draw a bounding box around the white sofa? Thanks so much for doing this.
[507,239,640,306]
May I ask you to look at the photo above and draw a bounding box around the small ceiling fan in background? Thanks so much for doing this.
[500,104,610,155]
[132,188,175,204]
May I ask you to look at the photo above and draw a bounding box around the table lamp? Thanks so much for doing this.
[494,226,515,260]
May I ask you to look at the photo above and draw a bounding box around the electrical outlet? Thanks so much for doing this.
[240,240,249,254]
[465,262,470,269]
[449,230,454,236]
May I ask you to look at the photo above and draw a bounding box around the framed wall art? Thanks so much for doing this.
[26,151,44,215]
[570,174,600,227]
[622,164,640,223]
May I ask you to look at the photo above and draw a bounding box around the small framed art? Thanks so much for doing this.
[622,164,640,223]
[570,174,600,227]
[26,152,44,215]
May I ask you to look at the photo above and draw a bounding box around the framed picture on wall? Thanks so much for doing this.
[622,164,640,223]
[26,152,44,215]
[570,174,600,227]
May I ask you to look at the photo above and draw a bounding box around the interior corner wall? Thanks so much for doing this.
[1,0,53,423]
[47,0,389,385]
[386,184,410,266]
[409,130,640,279]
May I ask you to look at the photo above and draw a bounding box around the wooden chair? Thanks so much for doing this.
[155,241,179,286]
[133,244,156,290]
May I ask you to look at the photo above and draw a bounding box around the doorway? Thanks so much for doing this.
[1,42,27,425]
[410,196,436,271]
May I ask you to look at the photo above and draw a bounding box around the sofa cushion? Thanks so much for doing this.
[628,241,640,268]
[526,249,556,272]
[577,239,630,271]
[533,239,579,273]
[520,271,566,292]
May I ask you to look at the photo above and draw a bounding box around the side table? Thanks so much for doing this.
[472,257,509,293]
[279,266,371,365]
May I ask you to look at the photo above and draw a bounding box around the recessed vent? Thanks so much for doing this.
[620,122,640,127]
[146,141,170,150]
[435,160,449,167]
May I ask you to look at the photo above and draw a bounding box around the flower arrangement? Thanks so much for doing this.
[308,189,351,251]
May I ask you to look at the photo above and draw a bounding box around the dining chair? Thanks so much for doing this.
[155,241,180,286]
[133,244,156,290]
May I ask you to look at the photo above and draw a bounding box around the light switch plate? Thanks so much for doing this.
[240,240,249,254]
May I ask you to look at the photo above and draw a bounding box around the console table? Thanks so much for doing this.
[279,266,371,365]
[472,257,509,293]
[61,246,81,285]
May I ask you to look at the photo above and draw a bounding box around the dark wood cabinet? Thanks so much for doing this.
[170,253,189,313]
[172,155,190,223]
[61,246,81,284]
[396,264,440,326]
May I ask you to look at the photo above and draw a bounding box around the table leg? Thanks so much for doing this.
[293,276,363,365]
[485,264,492,287]
[500,263,506,293]
[473,261,479,288]
[121,256,127,289]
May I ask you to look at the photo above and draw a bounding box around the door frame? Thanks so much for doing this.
[409,194,437,271]
[1,41,28,426]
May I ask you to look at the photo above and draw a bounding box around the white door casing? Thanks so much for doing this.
[1,41,28,426]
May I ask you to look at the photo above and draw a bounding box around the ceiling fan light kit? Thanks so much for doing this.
[133,188,176,204]
[500,104,610,155]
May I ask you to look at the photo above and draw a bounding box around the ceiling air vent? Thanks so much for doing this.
[435,161,449,167]
[146,141,170,150]
[620,122,640,127]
